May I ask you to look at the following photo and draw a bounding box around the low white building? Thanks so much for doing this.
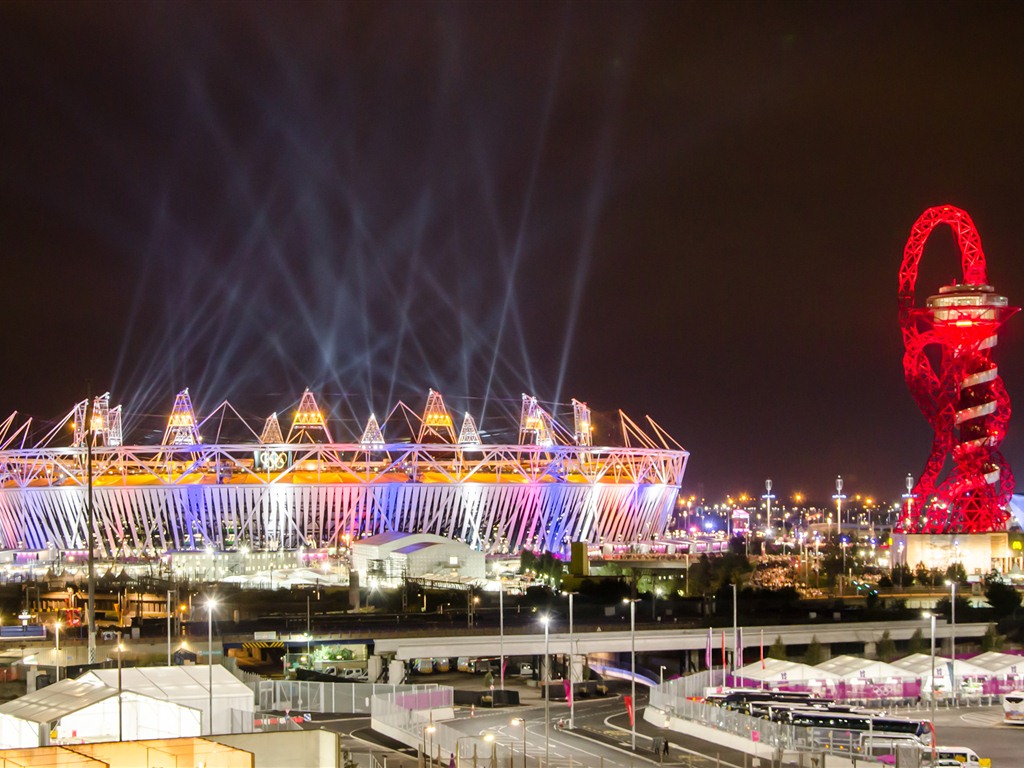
[352,532,485,585]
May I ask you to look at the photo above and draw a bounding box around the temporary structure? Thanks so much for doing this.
[79,664,254,736]
[733,657,841,685]
[965,651,1024,679]
[814,655,906,682]
[0,677,201,749]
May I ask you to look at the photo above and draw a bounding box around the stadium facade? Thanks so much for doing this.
[0,389,688,556]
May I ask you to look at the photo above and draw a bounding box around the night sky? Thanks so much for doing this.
[2,1,1024,504]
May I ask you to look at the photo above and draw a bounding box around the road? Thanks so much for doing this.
[918,704,1023,768]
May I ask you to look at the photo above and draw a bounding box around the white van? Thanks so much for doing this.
[933,746,982,767]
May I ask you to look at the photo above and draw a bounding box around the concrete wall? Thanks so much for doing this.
[213,729,339,768]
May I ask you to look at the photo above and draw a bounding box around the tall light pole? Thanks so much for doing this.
[567,591,576,729]
[510,717,527,768]
[623,597,637,750]
[541,615,550,767]
[763,479,775,536]
[925,611,937,723]
[732,582,739,676]
[85,391,96,666]
[422,723,436,768]
[832,475,846,538]
[206,597,217,735]
[53,620,61,682]
[116,634,124,742]
[499,579,505,690]
[947,579,957,700]
[902,473,915,531]
[166,589,173,666]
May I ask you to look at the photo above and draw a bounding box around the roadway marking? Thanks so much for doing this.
[600,714,743,768]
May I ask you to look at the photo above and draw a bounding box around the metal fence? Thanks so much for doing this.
[248,680,441,714]
[651,674,927,764]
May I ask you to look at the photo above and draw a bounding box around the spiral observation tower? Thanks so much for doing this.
[0,389,687,556]
[898,205,1018,534]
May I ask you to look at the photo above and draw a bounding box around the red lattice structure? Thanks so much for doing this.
[898,205,1018,533]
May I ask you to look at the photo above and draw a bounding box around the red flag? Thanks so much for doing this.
[563,679,572,706]
[624,695,635,725]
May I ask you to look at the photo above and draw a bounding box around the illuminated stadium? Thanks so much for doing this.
[0,389,687,556]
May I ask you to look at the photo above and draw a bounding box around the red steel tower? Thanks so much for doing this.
[898,205,1018,534]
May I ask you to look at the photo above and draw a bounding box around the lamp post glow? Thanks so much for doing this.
[541,614,550,767]
[206,597,217,735]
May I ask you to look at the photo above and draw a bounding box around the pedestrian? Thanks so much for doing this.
[449,752,455,768]
[663,738,669,758]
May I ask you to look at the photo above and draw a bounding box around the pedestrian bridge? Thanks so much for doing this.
[373,619,984,660]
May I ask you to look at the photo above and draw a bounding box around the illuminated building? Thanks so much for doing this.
[0,391,687,556]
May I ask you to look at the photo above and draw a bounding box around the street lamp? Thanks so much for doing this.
[422,723,436,768]
[53,620,61,683]
[923,611,937,724]
[510,717,527,768]
[623,598,637,750]
[566,590,577,730]
[499,578,505,690]
[541,614,550,767]
[206,596,218,735]
[946,579,957,701]
[116,634,124,742]
[731,582,738,676]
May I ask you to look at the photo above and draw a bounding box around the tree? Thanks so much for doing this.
[944,562,968,585]
[876,630,897,662]
[914,562,931,586]
[768,635,787,660]
[984,576,1022,618]
[803,635,825,665]
[981,623,1005,652]
[890,564,912,589]
[908,627,925,655]
[934,595,972,622]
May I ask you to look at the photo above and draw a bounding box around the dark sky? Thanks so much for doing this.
[2,1,1024,504]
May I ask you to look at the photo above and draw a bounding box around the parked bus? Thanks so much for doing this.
[1003,691,1024,724]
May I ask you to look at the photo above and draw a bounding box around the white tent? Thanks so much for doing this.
[79,665,254,736]
[814,655,906,682]
[966,651,1024,678]
[890,653,988,680]
[733,657,841,684]
[0,677,201,749]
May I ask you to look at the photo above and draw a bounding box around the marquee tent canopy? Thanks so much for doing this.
[889,653,988,680]
[0,677,201,749]
[733,657,841,684]
[814,655,906,681]
[80,664,254,736]
[964,651,1024,678]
